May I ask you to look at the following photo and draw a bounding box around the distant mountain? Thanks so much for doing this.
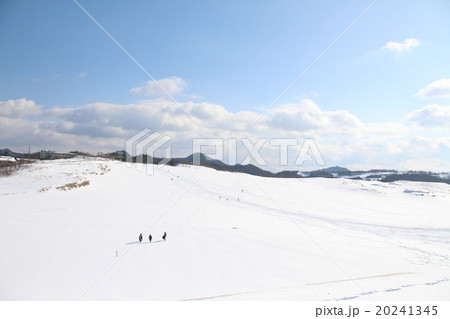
[120,151,450,184]
[124,152,280,178]
[0,148,23,158]
[317,166,351,174]
[174,152,229,169]
[4,147,450,184]
[382,173,450,185]
[274,170,301,178]
[301,166,351,178]
[167,153,277,177]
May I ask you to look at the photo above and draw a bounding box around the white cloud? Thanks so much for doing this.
[0,98,42,118]
[130,76,187,96]
[2,95,450,171]
[0,116,125,153]
[77,72,87,78]
[381,38,420,55]
[406,104,450,128]
[399,136,450,155]
[268,99,362,134]
[361,122,408,137]
[415,79,450,99]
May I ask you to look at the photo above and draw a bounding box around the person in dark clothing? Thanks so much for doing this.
[149,234,152,242]
[139,233,143,242]
[162,232,167,241]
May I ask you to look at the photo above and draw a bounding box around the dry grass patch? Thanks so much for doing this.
[0,160,35,177]
[56,180,90,191]
[39,186,51,192]
[99,164,110,175]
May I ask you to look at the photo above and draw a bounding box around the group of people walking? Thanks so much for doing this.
[138,232,166,243]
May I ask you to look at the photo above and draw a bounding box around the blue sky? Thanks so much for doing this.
[1,0,450,171]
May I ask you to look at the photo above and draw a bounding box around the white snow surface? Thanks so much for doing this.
[0,158,449,300]
[0,156,16,162]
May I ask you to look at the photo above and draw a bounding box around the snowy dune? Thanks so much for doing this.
[0,158,449,300]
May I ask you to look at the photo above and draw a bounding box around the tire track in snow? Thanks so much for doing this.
[307,272,414,286]
[182,273,450,301]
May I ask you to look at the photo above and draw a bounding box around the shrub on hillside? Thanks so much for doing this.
[0,160,34,177]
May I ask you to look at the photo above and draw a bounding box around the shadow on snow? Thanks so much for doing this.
[126,240,164,245]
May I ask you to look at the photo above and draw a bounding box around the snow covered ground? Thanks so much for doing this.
[0,157,449,300]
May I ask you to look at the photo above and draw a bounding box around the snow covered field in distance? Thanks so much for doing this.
[0,157,449,300]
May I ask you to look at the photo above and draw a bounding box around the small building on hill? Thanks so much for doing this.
[39,150,75,160]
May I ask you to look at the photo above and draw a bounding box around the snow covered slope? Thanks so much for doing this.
[0,158,449,300]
